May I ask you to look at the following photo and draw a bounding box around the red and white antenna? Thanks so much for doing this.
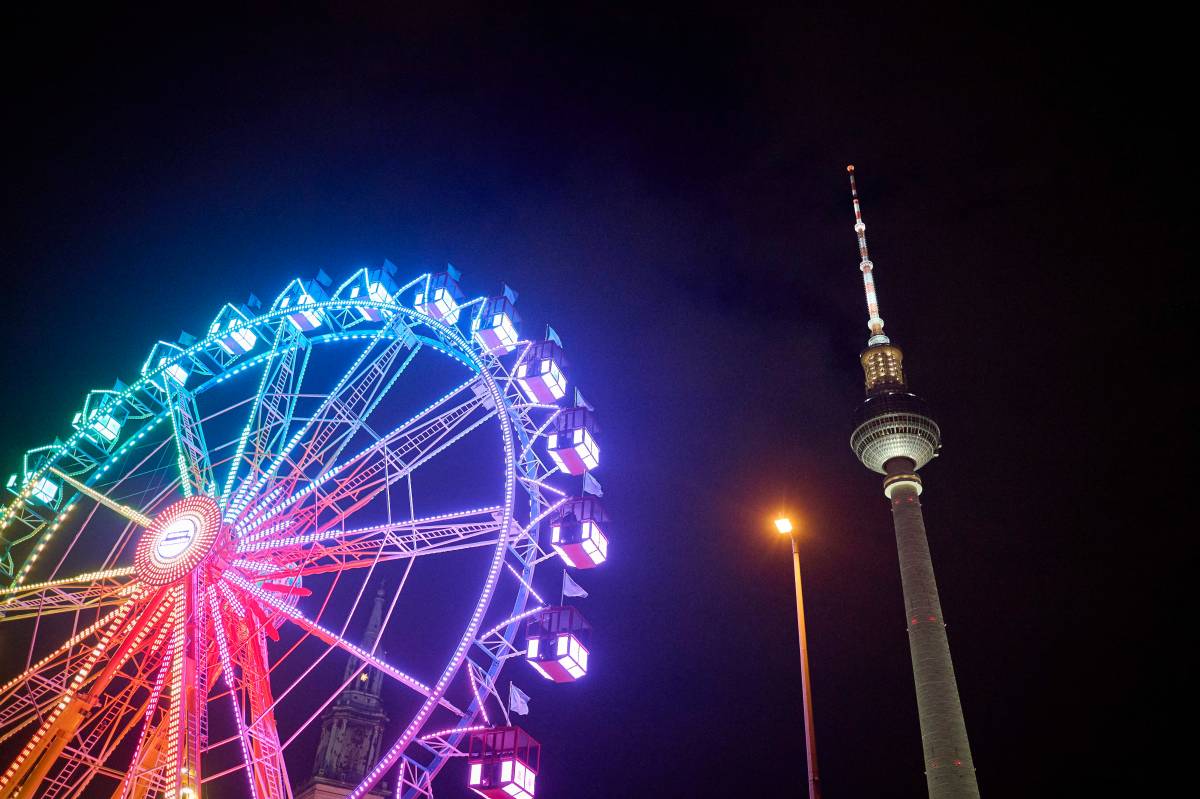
[847,165,890,346]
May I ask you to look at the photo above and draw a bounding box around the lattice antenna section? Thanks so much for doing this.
[848,164,890,347]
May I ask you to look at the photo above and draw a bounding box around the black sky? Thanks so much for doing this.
[0,4,1183,798]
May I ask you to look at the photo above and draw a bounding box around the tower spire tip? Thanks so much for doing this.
[847,164,888,345]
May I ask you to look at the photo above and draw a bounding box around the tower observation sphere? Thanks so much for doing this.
[845,165,981,799]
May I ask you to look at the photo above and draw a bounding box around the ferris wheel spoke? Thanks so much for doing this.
[241,393,495,546]
[115,626,176,799]
[0,604,132,730]
[234,375,485,536]
[275,327,419,486]
[222,572,466,718]
[164,381,216,498]
[0,567,138,621]
[0,583,135,622]
[250,532,503,580]
[235,508,505,573]
[222,323,312,516]
[116,709,171,799]
[232,321,420,524]
[48,468,155,528]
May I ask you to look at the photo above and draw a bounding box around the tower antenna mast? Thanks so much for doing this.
[848,165,889,346]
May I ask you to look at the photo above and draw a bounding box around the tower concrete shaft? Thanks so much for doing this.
[885,461,979,799]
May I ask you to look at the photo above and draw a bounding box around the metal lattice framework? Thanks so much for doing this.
[0,265,592,799]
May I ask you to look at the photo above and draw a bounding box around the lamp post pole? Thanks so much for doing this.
[778,518,822,799]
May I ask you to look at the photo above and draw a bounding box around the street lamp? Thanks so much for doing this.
[776,516,822,799]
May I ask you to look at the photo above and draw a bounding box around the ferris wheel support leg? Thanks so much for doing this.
[117,718,169,799]
[0,597,149,798]
[163,584,203,799]
[240,635,292,799]
[1,723,73,798]
[116,647,174,799]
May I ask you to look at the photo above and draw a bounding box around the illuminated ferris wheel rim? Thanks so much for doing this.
[3,293,527,640]
[3,295,510,526]
[0,266,594,799]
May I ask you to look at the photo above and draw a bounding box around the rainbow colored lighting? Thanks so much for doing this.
[0,265,610,799]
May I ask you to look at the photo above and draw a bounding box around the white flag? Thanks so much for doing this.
[508,682,530,716]
[583,473,604,497]
[562,571,589,598]
[574,388,594,411]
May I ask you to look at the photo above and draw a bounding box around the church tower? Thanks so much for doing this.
[297,588,390,799]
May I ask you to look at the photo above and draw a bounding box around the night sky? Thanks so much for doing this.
[1,5,1181,798]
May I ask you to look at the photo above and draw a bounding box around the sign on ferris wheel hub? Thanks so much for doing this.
[0,261,610,799]
[133,495,224,587]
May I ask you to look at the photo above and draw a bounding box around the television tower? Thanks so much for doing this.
[846,165,980,799]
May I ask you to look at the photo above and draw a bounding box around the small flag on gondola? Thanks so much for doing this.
[509,682,531,716]
[562,571,589,599]
[583,473,603,497]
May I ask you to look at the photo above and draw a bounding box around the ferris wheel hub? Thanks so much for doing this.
[133,495,224,586]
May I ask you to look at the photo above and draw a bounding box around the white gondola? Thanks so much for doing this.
[415,265,465,323]
[525,606,591,683]
[274,273,331,332]
[547,406,599,475]
[209,303,258,355]
[338,262,399,321]
[28,475,59,506]
[141,342,192,389]
[473,286,521,354]
[547,496,609,569]
[514,339,567,403]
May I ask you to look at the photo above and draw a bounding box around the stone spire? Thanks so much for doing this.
[297,587,390,799]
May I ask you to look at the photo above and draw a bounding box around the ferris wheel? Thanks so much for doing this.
[0,262,608,799]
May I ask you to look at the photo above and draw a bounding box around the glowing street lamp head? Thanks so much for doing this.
[774,517,794,535]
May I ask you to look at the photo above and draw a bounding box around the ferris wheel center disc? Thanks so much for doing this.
[134,495,224,586]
